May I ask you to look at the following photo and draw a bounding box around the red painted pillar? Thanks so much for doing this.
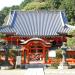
[11,36,12,45]
[17,39,19,46]
[26,45,29,64]
[43,47,46,64]
[21,49,24,64]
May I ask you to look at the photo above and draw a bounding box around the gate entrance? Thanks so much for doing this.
[29,44,43,63]
[21,38,51,64]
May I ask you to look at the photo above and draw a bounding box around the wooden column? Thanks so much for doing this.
[17,39,19,46]
[26,45,29,64]
[11,36,12,45]
[21,49,24,64]
[43,47,46,64]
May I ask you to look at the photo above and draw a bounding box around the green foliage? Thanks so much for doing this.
[33,0,45,2]
[67,37,75,47]
[67,30,75,47]
[23,0,62,11]
[10,5,20,10]
[59,0,75,25]
[0,13,5,26]
[0,0,75,26]
[69,22,75,26]
[0,33,6,38]
[0,7,10,25]
[0,33,6,45]
[45,0,62,9]
[23,2,48,11]
[20,0,32,9]
[0,6,19,25]
[68,30,75,36]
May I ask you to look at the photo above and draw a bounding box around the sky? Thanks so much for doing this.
[0,0,24,10]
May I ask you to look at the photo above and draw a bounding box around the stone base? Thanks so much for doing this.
[0,66,12,70]
[58,65,68,69]
[58,61,69,69]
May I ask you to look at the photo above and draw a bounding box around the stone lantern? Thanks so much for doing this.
[58,42,68,69]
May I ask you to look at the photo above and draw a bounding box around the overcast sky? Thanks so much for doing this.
[0,0,24,10]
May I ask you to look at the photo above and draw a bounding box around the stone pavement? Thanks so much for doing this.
[26,68,44,75]
[45,69,75,75]
[0,69,75,75]
[0,69,26,75]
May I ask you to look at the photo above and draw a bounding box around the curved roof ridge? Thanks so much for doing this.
[66,24,75,30]
[20,37,51,44]
[11,9,65,12]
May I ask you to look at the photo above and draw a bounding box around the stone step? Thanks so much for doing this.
[28,64,45,68]
[26,68,44,75]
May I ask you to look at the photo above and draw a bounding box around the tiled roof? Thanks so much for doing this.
[0,10,72,36]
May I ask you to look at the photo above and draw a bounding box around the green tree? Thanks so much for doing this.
[67,30,75,47]
[0,0,75,26]
[67,37,75,47]
[0,13,5,25]
[10,5,20,10]
[0,6,19,25]
[0,7,10,25]
[20,0,32,9]
[59,0,75,25]
[45,0,62,9]
[22,2,48,11]
[33,0,45,2]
